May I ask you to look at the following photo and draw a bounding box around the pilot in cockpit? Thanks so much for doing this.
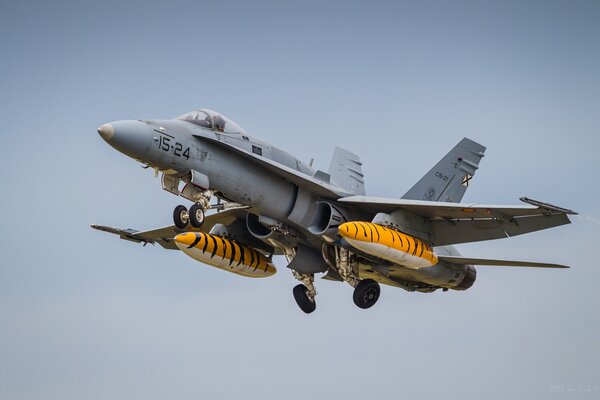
[213,115,226,132]
[192,112,212,129]
[177,110,246,134]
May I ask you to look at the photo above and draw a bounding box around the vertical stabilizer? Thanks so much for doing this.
[328,147,366,195]
[402,138,485,203]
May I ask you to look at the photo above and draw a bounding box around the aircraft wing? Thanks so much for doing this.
[438,256,569,268]
[338,196,577,246]
[193,134,349,198]
[91,208,247,250]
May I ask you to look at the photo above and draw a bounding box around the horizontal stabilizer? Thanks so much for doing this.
[438,255,569,268]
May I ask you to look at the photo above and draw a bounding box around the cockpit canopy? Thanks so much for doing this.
[176,109,247,134]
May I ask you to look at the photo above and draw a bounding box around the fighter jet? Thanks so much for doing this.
[92,109,576,313]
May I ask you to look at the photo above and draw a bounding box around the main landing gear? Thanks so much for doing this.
[293,284,316,314]
[352,279,380,309]
[292,272,317,314]
[291,275,381,313]
[336,246,381,310]
[290,246,382,314]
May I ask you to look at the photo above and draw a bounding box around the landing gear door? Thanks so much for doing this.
[161,173,181,196]
[190,169,210,190]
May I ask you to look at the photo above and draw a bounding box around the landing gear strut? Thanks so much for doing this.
[334,246,381,310]
[334,246,359,287]
[288,245,383,313]
[292,272,317,314]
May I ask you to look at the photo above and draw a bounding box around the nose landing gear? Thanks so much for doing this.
[172,190,213,229]
[188,203,206,228]
[173,204,207,228]
[173,205,190,229]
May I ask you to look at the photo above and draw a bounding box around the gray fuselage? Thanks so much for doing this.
[98,116,472,291]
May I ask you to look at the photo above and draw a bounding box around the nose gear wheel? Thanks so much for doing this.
[173,205,189,229]
[189,203,205,228]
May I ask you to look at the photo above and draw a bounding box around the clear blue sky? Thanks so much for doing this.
[1,1,599,399]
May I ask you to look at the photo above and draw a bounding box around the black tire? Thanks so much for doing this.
[173,205,189,229]
[293,284,316,314]
[353,279,381,309]
[189,203,205,228]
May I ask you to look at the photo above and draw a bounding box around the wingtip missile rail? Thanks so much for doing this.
[174,232,276,277]
[338,221,438,269]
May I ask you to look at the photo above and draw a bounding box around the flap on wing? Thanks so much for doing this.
[431,213,571,245]
[438,255,569,268]
[193,134,348,198]
[339,195,576,246]
[91,208,247,250]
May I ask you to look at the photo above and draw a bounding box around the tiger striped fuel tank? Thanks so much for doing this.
[338,221,438,269]
[174,232,276,278]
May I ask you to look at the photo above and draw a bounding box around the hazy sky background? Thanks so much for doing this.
[1,1,599,399]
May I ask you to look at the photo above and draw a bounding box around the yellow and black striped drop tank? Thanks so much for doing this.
[338,221,438,269]
[174,232,276,277]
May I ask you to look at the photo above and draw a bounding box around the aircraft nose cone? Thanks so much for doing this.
[98,119,153,159]
[97,123,114,141]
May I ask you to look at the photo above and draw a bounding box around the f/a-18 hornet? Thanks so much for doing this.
[93,109,576,313]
